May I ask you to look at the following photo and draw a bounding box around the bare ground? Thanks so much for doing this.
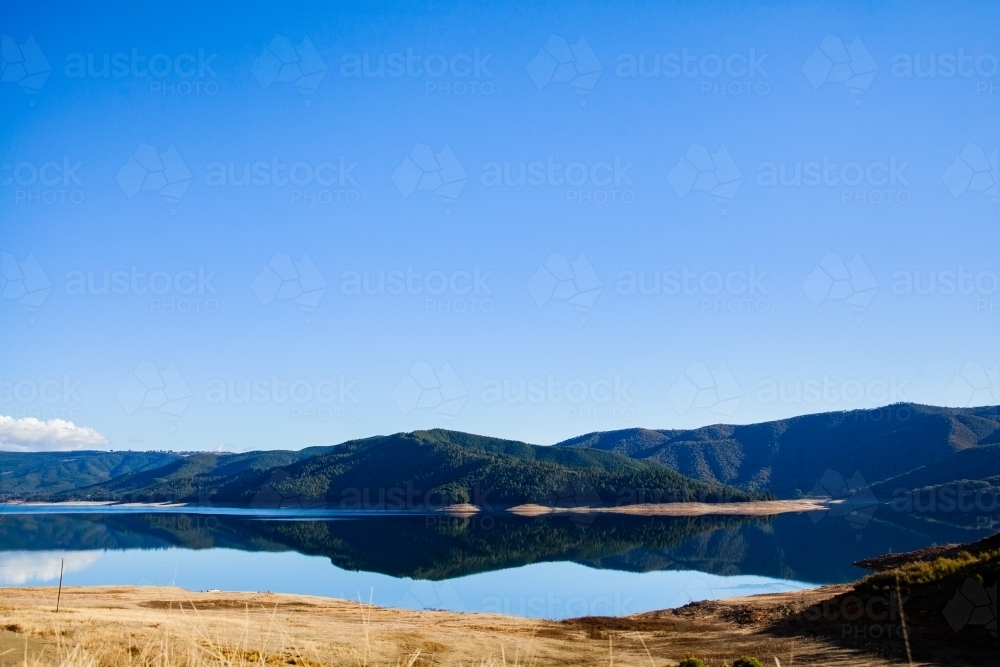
[0,585,928,667]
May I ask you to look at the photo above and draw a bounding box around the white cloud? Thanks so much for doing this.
[0,415,108,452]
[0,551,102,585]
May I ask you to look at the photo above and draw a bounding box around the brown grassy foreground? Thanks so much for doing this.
[0,585,924,667]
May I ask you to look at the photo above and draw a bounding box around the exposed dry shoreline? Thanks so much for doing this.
[0,499,831,517]
[0,585,909,667]
[506,498,830,516]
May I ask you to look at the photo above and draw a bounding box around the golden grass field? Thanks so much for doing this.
[0,585,925,667]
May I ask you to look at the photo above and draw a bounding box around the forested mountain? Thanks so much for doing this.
[557,404,1000,496]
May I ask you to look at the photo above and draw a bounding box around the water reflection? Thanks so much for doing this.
[0,550,102,585]
[0,508,990,583]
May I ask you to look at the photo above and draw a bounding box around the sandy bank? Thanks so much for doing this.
[0,499,829,516]
[507,498,830,517]
[436,503,481,514]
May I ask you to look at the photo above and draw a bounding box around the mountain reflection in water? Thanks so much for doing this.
[0,508,990,584]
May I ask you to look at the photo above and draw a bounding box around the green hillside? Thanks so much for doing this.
[45,446,331,504]
[0,450,182,499]
[43,429,763,508]
[10,405,1000,506]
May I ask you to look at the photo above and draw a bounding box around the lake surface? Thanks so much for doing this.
[1,505,993,619]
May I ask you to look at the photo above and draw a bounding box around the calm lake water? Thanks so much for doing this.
[0,505,992,619]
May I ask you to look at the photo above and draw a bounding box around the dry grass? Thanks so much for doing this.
[860,548,1000,591]
[0,586,921,667]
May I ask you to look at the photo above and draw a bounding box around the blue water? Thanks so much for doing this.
[0,503,414,517]
[0,546,809,620]
[1,506,986,620]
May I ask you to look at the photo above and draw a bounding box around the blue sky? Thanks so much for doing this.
[1,0,998,452]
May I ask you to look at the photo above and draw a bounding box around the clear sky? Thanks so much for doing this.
[1,0,998,452]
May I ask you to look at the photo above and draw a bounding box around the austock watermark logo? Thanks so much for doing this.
[481,156,634,204]
[340,265,494,314]
[526,35,602,104]
[393,143,467,213]
[616,47,769,97]
[808,469,878,541]
[251,253,327,322]
[340,47,494,96]
[802,35,878,105]
[944,577,998,637]
[668,144,742,214]
[481,588,634,619]
[205,375,359,422]
[65,47,219,96]
[668,361,743,417]
[398,579,468,613]
[116,361,193,423]
[205,157,360,204]
[392,361,468,418]
[546,477,603,528]
[1,375,85,422]
[799,591,909,641]
[258,480,494,518]
[2,158,84,204]
[1,252,51,322]
[756,375,908,408]
[424,513,497,533]
[252,36,327,99]
[117,144,192,213]
[342,483,493,512]
[802,252,878,321]
[892,48,1000,96]
[943,144,997,204]
[803,259,994,317]
[891,266,998,313]
[889,482,1000,519]
[147,514,220,532]
[481,374,635,423]
[64,265,219,314]
[1,35,51,105]
[757,156,911,205]
[616,266,769,314]
[250,470,325,514]
[526,252,602,323]
[943,361,999,407]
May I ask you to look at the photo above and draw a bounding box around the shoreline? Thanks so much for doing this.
[0,584,901,666]
[4,532,996,665]
[0,498,830,516]
[507,498,830,516]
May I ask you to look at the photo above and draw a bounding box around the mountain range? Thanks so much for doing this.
[559,403,1000,497]
[2,403,998,507]
[0,429,761,508]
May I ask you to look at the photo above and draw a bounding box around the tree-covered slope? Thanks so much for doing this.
[46,447,331,504]
[44,430,764,507]
[0,450,182,499]
[556,404,1000,497]
[13,405,1000,506]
